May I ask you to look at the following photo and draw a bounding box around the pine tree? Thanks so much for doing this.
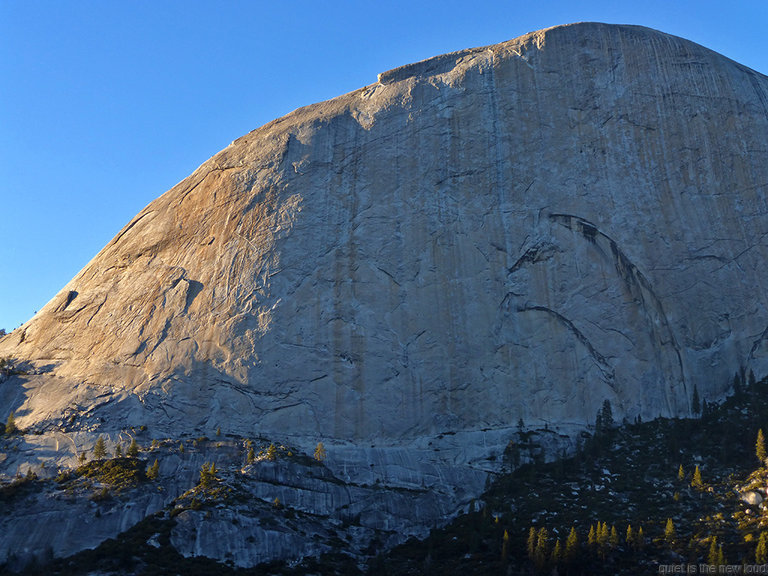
[114,444,122,457]
[587,525,597,549]
[609,525,619,549]
[636,526,645,550]
[535,527,549,571]
[4,411,17,435]
[678,464,685,481]
[692,384,701,414]
[551,539,562,565]
[179,441,185,453]
[127,438,139,458]
[565,526,579,561]
[708,537,719,566]
[314,442,327,461]
[717,544,726,566]
[501,529,509,562]
[601,400,614,429]
[146,459,159,480]
[749,369,757,388]
[596,522,609,558]
[757,429,767,464]
[93,436,106,460]
[246,445,256,464]
[595,400,614,437]
[527,527,537,560]
[597,522,609,548]
[199,462,218,488]
[664,518,676,547]
[691,465,704,490]
[266,443,278,461]
[595,412,603,435]
[756,532,768,564]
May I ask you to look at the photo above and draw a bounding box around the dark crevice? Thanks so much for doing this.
[62,290,78,311]
[749,325,768,359]
[517,304,616,388]
[184,280,204,314]
[508,242,559,275]
[548,212,688,405]
[376,267,401,287]
[84,295,108,327]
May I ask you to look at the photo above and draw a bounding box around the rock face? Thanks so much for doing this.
[2,22,768,565]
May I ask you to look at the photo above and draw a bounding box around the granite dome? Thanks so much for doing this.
[2,21,768,564]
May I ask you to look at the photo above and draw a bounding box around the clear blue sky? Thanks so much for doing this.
[1,0,766,331]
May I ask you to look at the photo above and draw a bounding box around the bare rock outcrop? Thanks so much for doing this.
[2,22,768,565]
